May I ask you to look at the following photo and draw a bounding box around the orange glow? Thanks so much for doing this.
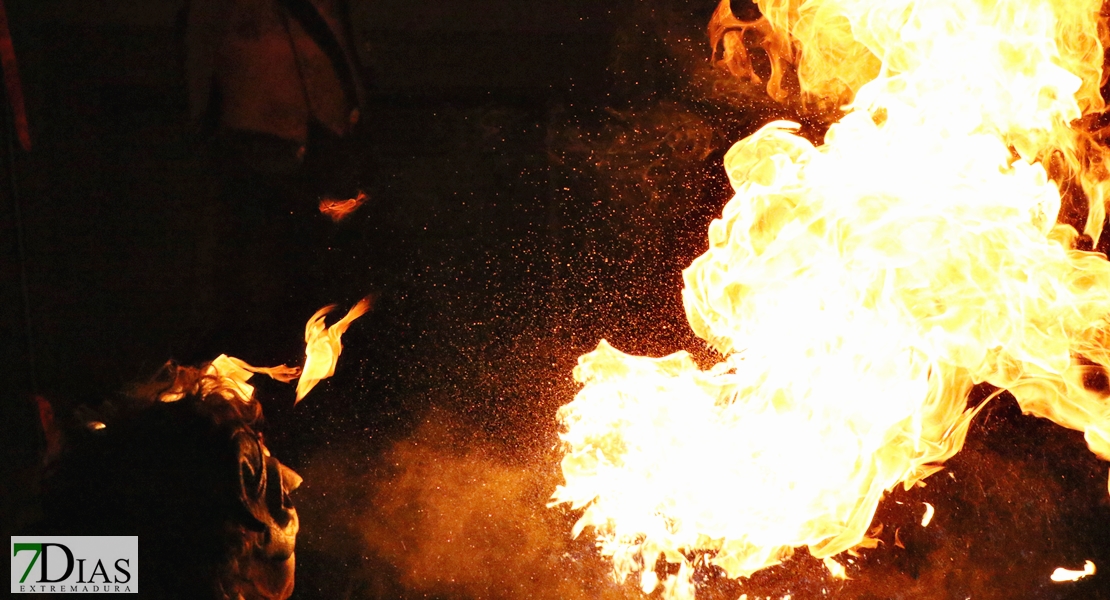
[553,0,1110,597]
[319,190,368,223]
[295,297,373,403]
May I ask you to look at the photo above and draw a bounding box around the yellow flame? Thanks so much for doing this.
[1050,560,1096,582]
[921,502,935,527]
[822,556,848,579]
[157,354,299,403]
[295,297,373,403]
[553,0,1110,597]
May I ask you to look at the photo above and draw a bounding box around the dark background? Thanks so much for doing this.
[1,1,1108,599]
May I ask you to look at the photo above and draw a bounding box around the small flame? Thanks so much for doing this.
[822,556,848,579]
[154,298,369,407]
[208,354,300,402]
[207,354,257,401]
[1050,560,1096,582]
[319,190,368,223]
[295,296,373,403]
[921,502,935,527]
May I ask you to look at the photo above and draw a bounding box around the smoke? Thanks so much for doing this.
[289,401,1109,600]
[295,412,642,600]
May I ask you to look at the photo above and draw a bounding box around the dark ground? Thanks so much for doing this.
[1,1,1109,599]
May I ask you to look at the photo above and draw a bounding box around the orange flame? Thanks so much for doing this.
[554,0,1110,597]
[319,190,368,223]
[295,296,373,403]
[921,502,935,527]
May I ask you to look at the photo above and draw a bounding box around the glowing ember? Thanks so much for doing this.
[1051,560,1096,582]
[319,190,369,223]
[921,502,935,527]
[552,0,1110,597]
[295,296,373,402]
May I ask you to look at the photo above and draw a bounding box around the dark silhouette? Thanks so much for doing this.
[39,362,301,600]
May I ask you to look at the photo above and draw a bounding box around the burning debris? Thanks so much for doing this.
[552,0,1110,597]
[1051,559,1097,582]
[821,557,847,580]
[31,295,370,598]
[151,296,372,405]
[155,354,300,404]
[319,190,370,223]
[920,503,934,528]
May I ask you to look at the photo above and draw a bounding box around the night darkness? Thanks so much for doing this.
[1,1,1109,599]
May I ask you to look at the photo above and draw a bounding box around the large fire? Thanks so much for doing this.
[552,0,1110,597]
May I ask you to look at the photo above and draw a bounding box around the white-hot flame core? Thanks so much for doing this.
[1050,560,1096,582]
[921,502,934,527]
[553,1,1110,598]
